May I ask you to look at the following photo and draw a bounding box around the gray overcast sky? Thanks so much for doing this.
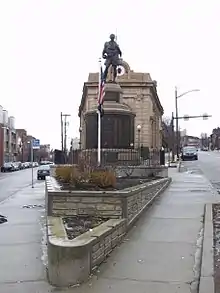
[0,0,219,148]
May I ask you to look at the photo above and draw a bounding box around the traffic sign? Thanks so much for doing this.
[32,139,40,149]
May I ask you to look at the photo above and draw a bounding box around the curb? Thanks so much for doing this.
[199,204,214,293]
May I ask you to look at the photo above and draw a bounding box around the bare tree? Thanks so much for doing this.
[162,116,173,151]
[162,116,172,126]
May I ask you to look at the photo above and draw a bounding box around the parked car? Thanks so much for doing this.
[1,162,15,172]
[181,146,198,161]
[16,162,22,170]
[37,165,50,180]
[201,146,209,151]
[26,162,31,168]
[24,162,30,168]
[40,160,54,165]
[21,162,28,169]
[12,162,20,171]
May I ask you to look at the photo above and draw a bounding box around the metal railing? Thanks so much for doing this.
[67,148,160,167]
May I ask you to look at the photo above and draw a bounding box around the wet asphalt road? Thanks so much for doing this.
[0,168,38,203]
[182,150,220,189]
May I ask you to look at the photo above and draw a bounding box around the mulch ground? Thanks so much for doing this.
[59,177,159,191]
[63,216,108,240]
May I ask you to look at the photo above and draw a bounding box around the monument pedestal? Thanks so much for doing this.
[104,82,122,102]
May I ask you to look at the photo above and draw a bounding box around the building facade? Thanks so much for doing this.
[16,129,29,162]
[78,61,164,151]
[0,106,17,165]
[181,135,200,148]
[16,130,50,162]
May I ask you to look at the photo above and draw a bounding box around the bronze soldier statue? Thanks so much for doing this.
[102,34,122,82]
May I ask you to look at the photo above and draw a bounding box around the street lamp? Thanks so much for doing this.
[79,126,82,150]
[175,87,200,158]
[137,124,141,149]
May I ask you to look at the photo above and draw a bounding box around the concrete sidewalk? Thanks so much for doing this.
[0,181,50,293]
[73,169,218,293]
[0,169,218,293]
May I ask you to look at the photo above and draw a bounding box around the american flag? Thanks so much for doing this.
[97,64,105,116]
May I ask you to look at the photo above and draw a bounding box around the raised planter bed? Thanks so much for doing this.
[46,174,171,287]
[47,217,126,287]
[59,177,156,191]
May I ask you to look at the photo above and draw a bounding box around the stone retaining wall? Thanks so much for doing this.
[46,175,171,287]
[126,181,166,225]
[47,217,126,287]
[46,177,170,223]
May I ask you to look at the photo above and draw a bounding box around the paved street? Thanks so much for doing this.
[0,153,220,292]
[0,168,38,203]
[182,150,220,189]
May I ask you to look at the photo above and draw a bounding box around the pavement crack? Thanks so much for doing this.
[101,276,186,285]
[0,278,46,285]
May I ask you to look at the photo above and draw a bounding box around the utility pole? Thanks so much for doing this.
[175,87,200,159]
[175,87,179,159]
[171,113,211,161]
[61,113,71,163]
[171,112,175,162]
[61,112,64,152]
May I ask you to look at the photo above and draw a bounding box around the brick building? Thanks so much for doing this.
[0,106,17,165]
[16,130,50,162]
[78,60,163,151]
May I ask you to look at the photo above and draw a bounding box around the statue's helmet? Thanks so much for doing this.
[110,34,115,40]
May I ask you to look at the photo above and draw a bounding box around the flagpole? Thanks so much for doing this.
[97,58,102,166]
[97,109,101,166]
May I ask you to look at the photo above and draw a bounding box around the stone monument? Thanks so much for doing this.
[102,34,123,101]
